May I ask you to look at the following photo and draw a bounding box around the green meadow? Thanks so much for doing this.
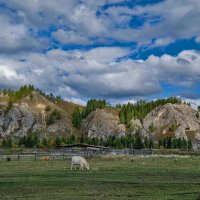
[0,156,200,200]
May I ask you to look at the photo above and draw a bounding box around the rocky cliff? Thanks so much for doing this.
[82,108,126,138]
[142,103,200,142]
[1,89,200,148]
[0,91,78,138]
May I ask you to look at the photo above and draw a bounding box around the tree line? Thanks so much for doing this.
[1,134,192,150]
[158,137,192,150]
[1,85,65,112]
[36,88,63,101]
[2,85,35,111]
[1,85,34,98]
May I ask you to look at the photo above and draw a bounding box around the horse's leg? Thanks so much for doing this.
[71,163,73,170]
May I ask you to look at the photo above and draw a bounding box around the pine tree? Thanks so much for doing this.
[158,140,162,148]
[26,135,34,148]
[134,131,143,149]
[177,138,182,149]
[55,137,61,146]
[119,111,126,124]
[166,137,172,149]
[163,138,167,148]
[187,139,193,150]
[6,98,13,111]
[144,137,149,148]
[149,139,154,148]
[182,138,187,149]
[80,134,85,143]
[5,138,13,148]
[1,138,6,147]
[72,107,82,129]
[69,135,76,144]
[42,138,48,147]
[172,138,177,149]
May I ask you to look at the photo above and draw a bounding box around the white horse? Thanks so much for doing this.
[71,156,90,170]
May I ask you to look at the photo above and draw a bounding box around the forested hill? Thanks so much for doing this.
[71,97,184,129]
[0,85,82,139]
[118,98,184,125]
[0,85,200,150]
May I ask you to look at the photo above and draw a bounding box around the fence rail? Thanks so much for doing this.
[109,148,153,155]
[0,148,153,161]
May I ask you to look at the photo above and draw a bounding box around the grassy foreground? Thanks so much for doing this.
[0,155,200,200]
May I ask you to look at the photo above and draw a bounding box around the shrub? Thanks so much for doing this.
[47,109,61,125]
[169,124,178,132]
[45,105,51,112]
[6,99,13,112]
[149,123,157,133]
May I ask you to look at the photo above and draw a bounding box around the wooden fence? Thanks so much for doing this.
[109,148,153,155]
[0,148,153,161]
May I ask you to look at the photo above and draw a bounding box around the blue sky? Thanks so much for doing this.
[0,0,200,107]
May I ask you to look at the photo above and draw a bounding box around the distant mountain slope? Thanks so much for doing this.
[0,91,80,138]
[1,87,200,149]
[80,103,200,147]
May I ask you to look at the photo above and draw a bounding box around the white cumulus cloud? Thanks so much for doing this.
[0,47,200,100]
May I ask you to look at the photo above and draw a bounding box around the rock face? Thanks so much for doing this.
[82,109,126,138]
[0,92,74,138]
[142,103,200,141]
[0,103,36,138]
[1,89,200,148]
[129,118,149,138]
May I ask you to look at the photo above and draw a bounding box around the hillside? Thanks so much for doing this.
[0,90,80,138]
[1,87,200,150]
[82,108,126,138]
[142,103,200,142]
[81,103,200,148]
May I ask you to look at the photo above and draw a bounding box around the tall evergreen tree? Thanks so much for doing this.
[55,137,61,146]
[72,107,82,129]
[187,139,193,150]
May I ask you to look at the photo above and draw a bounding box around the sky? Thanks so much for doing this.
[0,0,200,107]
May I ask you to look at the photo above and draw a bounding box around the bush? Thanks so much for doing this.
[149,123,157,133]
[6,157,11,162]
[6,99,13,112]
[45,106,51,112]
[1,138,12,148]
[169,124,178,132]
[47,109,61,125]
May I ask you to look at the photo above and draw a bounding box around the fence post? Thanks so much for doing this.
[86,149,88,158]
[18,154,20,161]
[34,153,37,161]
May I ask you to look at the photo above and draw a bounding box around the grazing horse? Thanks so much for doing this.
[71,156,90,170]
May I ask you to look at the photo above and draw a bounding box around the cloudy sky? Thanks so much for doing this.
[0,0,200,106]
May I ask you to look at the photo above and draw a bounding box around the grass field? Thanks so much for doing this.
[0,155,200,200]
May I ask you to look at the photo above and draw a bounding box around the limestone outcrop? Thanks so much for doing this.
[142,103,200,142]
[82,109,126,138]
